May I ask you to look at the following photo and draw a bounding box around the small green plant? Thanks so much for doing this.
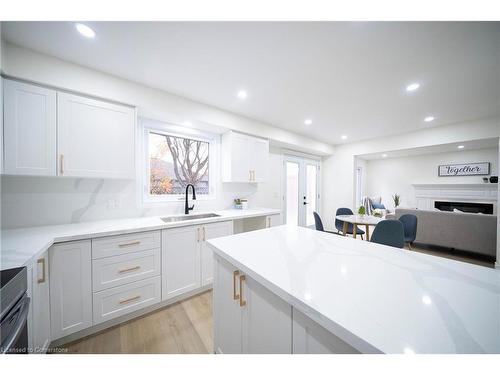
[392,194,401,208]
[358,206,366,215]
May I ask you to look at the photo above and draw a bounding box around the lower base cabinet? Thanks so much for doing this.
[214,255,292,354]
[162,221,233,300]
[292,309,359,354]
[50,240,93,340]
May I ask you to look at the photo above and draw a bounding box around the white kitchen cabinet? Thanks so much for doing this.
[292,308,359,354]
[162,225,201,300]
[30,252,51,353]
[50,240,92,340]
[57,92,135,179]
[213,256,243,354]
[241,273,292,353]
[213,254,292,354]
[3,79,56,176]
[201,221,233,286]
[266,214,282,228]
[221,131,269,183]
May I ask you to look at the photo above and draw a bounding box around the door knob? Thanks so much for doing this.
[303,202,308,205]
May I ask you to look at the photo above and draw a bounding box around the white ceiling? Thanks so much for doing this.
[358,137,499,160]
[3,21,500,145]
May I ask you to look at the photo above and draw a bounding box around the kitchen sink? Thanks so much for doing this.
[161,213,221,223]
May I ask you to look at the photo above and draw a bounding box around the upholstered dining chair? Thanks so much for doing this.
[313,212,338,234]
[370,220,405,248]
[398,214,418,249]
[335,207,365,239]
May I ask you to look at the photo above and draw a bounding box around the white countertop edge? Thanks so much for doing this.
[209,243,383,354]
[1,208,281,270]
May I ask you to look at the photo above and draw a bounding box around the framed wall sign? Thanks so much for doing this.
[438,162,490,177]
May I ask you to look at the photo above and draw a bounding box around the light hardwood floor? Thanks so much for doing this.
[60,290,213,354]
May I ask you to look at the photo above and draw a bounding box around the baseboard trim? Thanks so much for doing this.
[50,284,212,348]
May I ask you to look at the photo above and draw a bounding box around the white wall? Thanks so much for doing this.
[364,148,499,210]
[321,117,500,230]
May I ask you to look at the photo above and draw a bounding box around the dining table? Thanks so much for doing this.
[335,214,384,241]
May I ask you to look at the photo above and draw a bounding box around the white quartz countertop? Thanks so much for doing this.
[0,208,281,271]
[207,225,500,354]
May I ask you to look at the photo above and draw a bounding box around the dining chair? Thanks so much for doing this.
[398,214,418,249]
[335,207,365,239]
[370,220,405,248]
[313,212,339,234]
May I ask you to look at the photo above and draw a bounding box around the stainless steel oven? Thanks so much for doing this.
[1,267,30,354]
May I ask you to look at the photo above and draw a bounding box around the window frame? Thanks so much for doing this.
[142,123,218,203]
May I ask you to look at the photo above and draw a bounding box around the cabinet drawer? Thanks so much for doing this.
[93,276,161,324]
[92,231,161,259]
[92,249,161,292]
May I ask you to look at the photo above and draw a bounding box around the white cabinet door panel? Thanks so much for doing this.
[292,308,359,354]
[92,248,161,292]
[93,276,161,324]
[162,226,201,300]
[50,240,92,340]
[201,221,233,286]
[57,92,135,178]
[213,255,242,354]
[3,79,56,176]
[250,137,269,183]
[241,275,292,353]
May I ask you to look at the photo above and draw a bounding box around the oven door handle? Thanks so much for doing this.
[1,296,30,354]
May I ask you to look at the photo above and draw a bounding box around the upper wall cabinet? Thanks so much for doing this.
[2,79,136,179]
[221,131,269,183]
[57,93,136,179]
[3,79,57,176]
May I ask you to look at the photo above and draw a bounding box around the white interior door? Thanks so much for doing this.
[283,156,320,227]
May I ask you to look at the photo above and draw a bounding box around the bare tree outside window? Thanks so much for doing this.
[149,132,210,195]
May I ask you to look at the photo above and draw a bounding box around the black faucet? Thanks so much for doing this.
[185,184,196,214]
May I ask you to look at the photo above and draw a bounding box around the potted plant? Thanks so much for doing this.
[392,194,401,208]
[358,206,366,216]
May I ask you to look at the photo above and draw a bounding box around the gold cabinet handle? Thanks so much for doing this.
[202,226,206,241]
[118,241,141,248]
[252,170,256,181]
[249,170,252,181]
[59,154,64,175]
[37,257,46,284]
[233,270,240,300]
[267,217,271,228]
[118,265,141,274]
[119,295,141,305]
[239,275,247,307]
[197,227,201,242]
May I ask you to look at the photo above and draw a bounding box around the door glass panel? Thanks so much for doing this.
[285,162,300,225]
[306,164,317,227]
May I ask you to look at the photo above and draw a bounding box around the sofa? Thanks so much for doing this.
[393,208,497,258]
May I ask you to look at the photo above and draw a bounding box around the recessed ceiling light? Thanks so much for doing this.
[382,154,388,158]
[304,119,313,126]
[75,23,96,39]
[341,134,348,140]
[424,116,435,122]
[406,83,420,92]
[237,90,248,99]
[457,145,465,149]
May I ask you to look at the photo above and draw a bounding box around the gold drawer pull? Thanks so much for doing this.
[239,275,246,307]
[119,295,141,305]
[118,241,141,248]
[118,265,141,274]
[233,270,240,300]
[202,226,206,241]
[37,258,46,284]
[59,154,64,175]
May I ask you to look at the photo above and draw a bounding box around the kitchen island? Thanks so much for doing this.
[207,225,500,354]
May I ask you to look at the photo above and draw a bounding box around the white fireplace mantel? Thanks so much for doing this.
[412,183,498,214]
